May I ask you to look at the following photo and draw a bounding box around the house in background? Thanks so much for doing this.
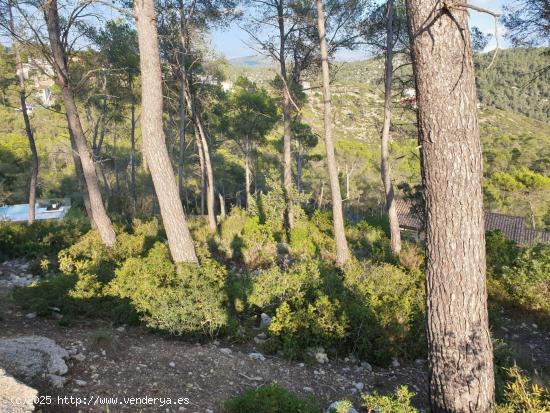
[394,198,550,245]
[16,57,56,107]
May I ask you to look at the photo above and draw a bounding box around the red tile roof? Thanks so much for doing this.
[394,198,550,245]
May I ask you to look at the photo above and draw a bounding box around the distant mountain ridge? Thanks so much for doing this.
[227,55,274,68]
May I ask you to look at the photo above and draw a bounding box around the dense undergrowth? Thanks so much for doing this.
[2,202,549,405]
[4,206,549,365]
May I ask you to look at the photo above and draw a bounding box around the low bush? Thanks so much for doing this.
[13,219,163,325]
[346,221,395,263]
[216,208,277,269]
[246,258,425,364]
[108,242,228,336]
[0,217,89,259]
[488,242,550,314]
[486,231,519,275]
[343,259,426,364]
[362,385,419,413]
[289,217,335,260]
[223,383,321,413]
[496,366,550,412]
[12,273,138,325]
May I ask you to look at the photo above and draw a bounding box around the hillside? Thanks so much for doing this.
[224,48,550,229]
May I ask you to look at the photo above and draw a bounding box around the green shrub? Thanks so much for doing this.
[12,274,138,324]
[289,217,335,260]
[0,217,89,259]
[498,243,550,313]
[398,242,424,274]
[248,261,323,311]
[241,217,277,268]
[486,230,519,275]
[362,385,419,413]
[246,257,425,363]
[496,366,550,413]
[269,294,349,358]
[224,383,321,413]
[108,242,228,336]
[217,208,276,269]
[346,221,394,263]
[343,259,425,364]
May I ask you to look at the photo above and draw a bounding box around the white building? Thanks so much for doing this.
[16,58,55,107]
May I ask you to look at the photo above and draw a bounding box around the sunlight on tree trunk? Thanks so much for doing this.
[43,0,115,246]
[134,0,198,263]
[406,0,495,409]
[316,0,349,268]
[381,0,402,256]
[9,1,38,225]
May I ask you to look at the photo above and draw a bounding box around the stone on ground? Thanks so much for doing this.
[0,336,69,384]
[0,367,38,413]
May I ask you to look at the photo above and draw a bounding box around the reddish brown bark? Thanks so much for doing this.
[406,0,495,410]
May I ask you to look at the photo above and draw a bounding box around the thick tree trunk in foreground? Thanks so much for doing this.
[44,0,115,246]
[406,0,495,410]
[134,0,198,263]
[316,0,349,268]
[381,0,401,256]
[9,2,38,224]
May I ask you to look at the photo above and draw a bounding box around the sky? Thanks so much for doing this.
[210,0,510,61]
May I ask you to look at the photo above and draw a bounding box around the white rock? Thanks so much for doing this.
[48,374,66,388]
[75,379,87,386]
[248,352,266,361]
[353,382,364,391]
[260,313,272,329]
[71,353,86,362]
[0,336,69,379]
[0,367,38,413]
[391,358,400,368]
[220,348,232,355]
[315,349,329,364]
[326,401,359,413]
[169,362,176,368]
[303,387,314,393]
[360,361,373,372]
[25,313,36,319]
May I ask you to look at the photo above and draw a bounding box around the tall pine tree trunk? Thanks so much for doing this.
[277,1,294,230]
[195,123,206,216]
[406,0,495,410]
[44,0,115,246]
[9,1,38,224]
[381,0,401,255]
[195,114,217,231]
[178,75,187,205]
[177,0,187,207]
[316,0,349,268]
[69,128,95,227]
[129,74,137,215]
[186,86,216,231]
[244,136,252,208]
[134,0,197,263]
